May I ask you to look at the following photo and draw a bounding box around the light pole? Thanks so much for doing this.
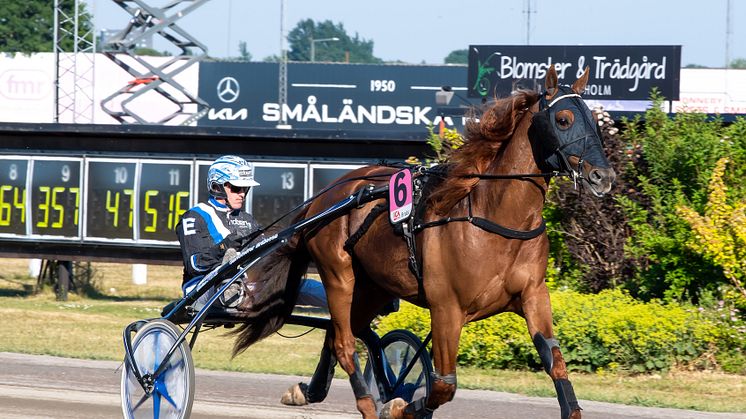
[310,37,340,62]
[725,0,732,68]
[277,0,290,129]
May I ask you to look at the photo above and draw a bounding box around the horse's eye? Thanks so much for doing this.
[555,110,574,130]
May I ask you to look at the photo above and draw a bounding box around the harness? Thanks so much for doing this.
[412,192,546,239]
[343,166,552,305]
[344,88,602,304]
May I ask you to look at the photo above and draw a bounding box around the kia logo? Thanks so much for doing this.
[217,76,240,103]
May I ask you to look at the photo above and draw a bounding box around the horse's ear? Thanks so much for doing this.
[572,66,590,94]
[545,65,558,96]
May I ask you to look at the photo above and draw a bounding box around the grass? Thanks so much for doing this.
[1,258,745,413]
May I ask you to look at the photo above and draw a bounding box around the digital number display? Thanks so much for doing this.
[30,159,82,238]
[0,158,28,236]
[196,162,210,205]
[252,164,306,228]
[85,160,136,240]
[138,161,191,242]
[0,155,367,248]
[311,165,360,195]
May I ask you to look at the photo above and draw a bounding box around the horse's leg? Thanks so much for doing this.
[317,267,377,419]
[381,305,463,419]
[522,284,582,419]
[305,335,338,402]
[280,331,337,406]
[306,203,394,418]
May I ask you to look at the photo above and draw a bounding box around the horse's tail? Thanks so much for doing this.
[231,214,312,356]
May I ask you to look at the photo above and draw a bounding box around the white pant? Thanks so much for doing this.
[189,277,327,310]
[296,279,328,308]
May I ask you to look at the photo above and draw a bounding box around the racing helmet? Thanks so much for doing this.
[207,155,260,198]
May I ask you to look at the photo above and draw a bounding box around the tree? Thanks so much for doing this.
[238,41,252,62]
[615,92,746,303]
[545,109,635,293]
[286,19,382,64]
[730,58,746,69]
[133,48,171,57]
[0,1,93,53]
[444,49,468,64]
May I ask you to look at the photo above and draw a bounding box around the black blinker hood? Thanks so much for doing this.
[528,110,561,171]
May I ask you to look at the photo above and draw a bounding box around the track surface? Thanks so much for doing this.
[1,353,743,419]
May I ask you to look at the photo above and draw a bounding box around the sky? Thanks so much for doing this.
[86,0,745,68]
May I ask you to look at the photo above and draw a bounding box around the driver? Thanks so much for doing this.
[176,155,328,310]
[176,154,332,405]
[176,155,263,310]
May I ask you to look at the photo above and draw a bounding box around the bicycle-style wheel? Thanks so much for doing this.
[121,319,194,419]
[364,329,432,405]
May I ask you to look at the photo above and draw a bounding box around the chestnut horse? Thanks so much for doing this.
[234,66,615,419]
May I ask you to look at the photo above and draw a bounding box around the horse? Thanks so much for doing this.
[232,65,615,419]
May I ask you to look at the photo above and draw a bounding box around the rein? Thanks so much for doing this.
[458,171,568,179]
[412,190,546,240]
[407,93,585,239]
[408,168,566,239]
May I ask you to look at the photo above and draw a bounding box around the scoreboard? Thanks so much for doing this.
[0,155,361,250]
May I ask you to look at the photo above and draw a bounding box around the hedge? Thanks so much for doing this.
[374,289,746,374]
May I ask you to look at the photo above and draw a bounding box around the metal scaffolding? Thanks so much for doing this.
[53,0,96,124]
[100,0,210,125]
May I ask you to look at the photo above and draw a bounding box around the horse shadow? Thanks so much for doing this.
[0,284,35,297]
[82,287,176,302]
[0,281,175,303]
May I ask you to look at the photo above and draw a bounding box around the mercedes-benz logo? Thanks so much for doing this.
[217,76,240,103]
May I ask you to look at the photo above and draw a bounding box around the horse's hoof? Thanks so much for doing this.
[280,382,308,406]
[380,397,407,419]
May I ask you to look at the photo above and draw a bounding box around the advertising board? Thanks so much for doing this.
[467,45,681,100]
[197,62,477,132]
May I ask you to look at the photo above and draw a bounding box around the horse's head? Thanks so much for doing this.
[528,66,616,197]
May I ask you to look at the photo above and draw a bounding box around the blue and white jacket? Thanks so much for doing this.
[175,197,260,292]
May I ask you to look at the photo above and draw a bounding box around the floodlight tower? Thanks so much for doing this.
[53,0,96,123]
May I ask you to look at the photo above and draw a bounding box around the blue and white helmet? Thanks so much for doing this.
[207,155,260,198]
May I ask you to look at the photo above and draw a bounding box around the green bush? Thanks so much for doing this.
[418,101,746,307]
[553,290,713,373]
[375,290,746,374]
[620,95,746,303]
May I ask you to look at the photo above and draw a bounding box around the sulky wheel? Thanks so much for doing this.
[121,319,195,419]
[364,329,432,407]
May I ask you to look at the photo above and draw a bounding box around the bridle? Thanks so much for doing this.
[420,87,602,188]
[536,86,603,189]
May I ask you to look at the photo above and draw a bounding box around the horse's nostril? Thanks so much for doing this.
[589,170,602,182]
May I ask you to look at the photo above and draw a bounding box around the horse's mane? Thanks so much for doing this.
[428,90,541,215]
